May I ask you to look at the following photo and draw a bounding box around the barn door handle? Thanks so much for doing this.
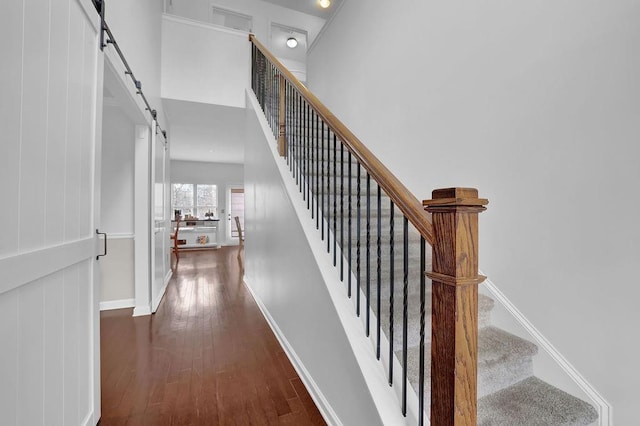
[96,229,108,260]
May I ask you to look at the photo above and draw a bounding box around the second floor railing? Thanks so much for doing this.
[250,34,488,426]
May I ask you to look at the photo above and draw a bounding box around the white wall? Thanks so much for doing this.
[106,0,167,128]
[161,15,250,107]
[308,0,640,423]
[101,105,135,235]
[0,0,102,423]
[171,160,244,244]
[100,104,136,307]
[244,92,384,426]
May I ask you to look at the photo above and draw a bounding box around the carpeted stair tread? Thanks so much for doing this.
[477,377,599,426]
[478,326,538,367]
[400,325,536,396]
[375,293,495,351]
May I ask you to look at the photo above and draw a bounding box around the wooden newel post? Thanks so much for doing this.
[278,73,286,157]
[423,188,488,426]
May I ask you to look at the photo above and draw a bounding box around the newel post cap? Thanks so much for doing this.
[423,187,488,211]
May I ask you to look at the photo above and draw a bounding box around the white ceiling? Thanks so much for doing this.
[260,0,340,19]
[164,99,245,164]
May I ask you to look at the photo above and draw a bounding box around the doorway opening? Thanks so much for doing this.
[227,185,245,243]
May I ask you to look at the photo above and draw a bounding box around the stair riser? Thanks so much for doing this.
[478,357,534,398]
[402,350,535,401]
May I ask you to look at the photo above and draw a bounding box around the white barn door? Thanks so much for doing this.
[0,0,103,424]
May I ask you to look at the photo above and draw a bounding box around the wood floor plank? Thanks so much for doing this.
[100,248,326,425]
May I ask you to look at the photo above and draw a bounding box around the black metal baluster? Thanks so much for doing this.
[305,105,316,208]
[326,126,330,249]
[366,172,371,336]
[308,105,313,210]
[285,82,289,166]
[260,52,265,109]
[299,98,303,192]
[274,69,278,137]
[311,109,315,215]
[258,51,263,108]
[293,94,302,187]
[348,152,352,298]
[376,184,381,360]
[289,86,300,174]
[300,102,309,200]
[340,141,344,282]
[254,47,258,104]
[273,69,280,136]
[314,115,320,230]
[419,236,426,426]
[288,82,292,166]
[402,216,409,416]
[268,64,272,131]
[251,45,254,93]
[356,164,361,316]
[388,200,395,385]
[333,133,337,265]
[304,103,308,200]
[321,121,325,241]
[327,124,331,253]
[286,82,290,167]
[265,62,268,122]
[263,54,267,110]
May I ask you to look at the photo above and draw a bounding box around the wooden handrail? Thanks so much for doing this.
[249,34,434,245]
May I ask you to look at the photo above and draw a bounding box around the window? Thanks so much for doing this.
[210,7,252,32]
[171,183,217,219]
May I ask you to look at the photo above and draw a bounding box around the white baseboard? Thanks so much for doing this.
[482,275,612,426]
[242,276,342,426]
[133,305,152,317]
[99,298,135,311]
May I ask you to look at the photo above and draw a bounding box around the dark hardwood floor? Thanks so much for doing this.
[100,248,326,425]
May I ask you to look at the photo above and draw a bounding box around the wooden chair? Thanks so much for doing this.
[234,216,244,259]
[170,218,181,267]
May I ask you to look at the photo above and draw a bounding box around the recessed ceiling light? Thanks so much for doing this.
[319,0,331,8]
[286,37,298,48]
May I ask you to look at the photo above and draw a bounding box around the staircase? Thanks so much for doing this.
[297,140,598,426]
[251,34,599,425]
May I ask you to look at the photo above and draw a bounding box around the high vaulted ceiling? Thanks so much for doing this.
[164,0,340,164]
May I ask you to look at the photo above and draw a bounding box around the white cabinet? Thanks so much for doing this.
[173,219,220,249]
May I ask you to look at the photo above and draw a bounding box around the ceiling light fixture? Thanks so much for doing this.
[319,0,331,8]
[286,37,298,48]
